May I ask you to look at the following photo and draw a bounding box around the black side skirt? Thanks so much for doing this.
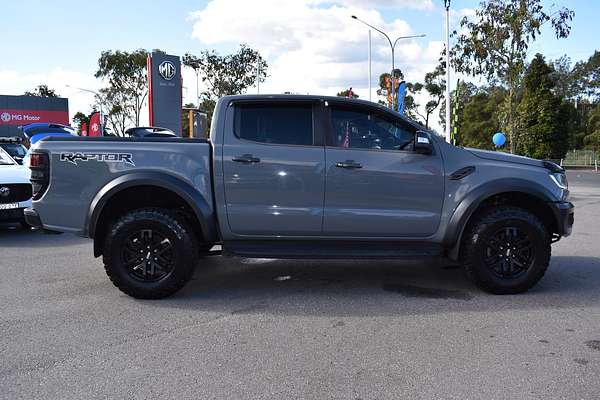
[223,240,444,259]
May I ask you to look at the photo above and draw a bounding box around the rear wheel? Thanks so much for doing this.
[103,208,198,299]
[461,206,551,294]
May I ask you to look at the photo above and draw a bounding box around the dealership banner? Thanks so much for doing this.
[88,112,102,137]
[0,109,69,125]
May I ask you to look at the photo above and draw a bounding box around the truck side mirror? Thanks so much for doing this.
[414,131,433,155]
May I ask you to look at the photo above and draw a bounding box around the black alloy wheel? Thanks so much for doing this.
[484,226,534,279]
[122,229,175,282]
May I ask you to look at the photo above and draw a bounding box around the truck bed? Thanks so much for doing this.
[31,136,213,236]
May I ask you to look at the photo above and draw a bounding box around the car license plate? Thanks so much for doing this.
[0,203,19,210]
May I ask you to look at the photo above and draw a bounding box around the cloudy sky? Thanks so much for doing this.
[1,0,596,132]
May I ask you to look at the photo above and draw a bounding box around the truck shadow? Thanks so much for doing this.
[151,255,600,317]
[0,224,87,248]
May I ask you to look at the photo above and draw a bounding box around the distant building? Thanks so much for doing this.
[0,95,69,137]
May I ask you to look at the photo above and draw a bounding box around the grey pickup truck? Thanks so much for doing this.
[26,95,574,299]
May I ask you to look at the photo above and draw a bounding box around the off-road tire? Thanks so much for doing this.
[461,206,551,294]
[103,208,198,299]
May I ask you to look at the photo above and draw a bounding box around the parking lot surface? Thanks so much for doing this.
[1,171,599,399]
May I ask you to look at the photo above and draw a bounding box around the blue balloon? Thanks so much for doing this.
[492,132,506,147]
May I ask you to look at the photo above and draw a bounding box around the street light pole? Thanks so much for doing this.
[351,15,425,111]
[444,0,451,143]
[256,58,261,94]
[368,29,372,101]
[195,69,200,107]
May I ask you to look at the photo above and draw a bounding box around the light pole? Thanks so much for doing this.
[368,29,372,101]
[444,0,451,143]
[256,58,261,94]
[352,15,425,111]
[66,84,103,134]
[195,69,200,107]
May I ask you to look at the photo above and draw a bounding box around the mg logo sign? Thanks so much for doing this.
[159,61,176,81]
[0,112,10,122]
[0,187,10,197]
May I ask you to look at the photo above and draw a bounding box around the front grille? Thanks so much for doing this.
[0,208,24,221]
[0,184,32,203]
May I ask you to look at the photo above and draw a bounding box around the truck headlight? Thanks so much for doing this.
[550,172,568,190]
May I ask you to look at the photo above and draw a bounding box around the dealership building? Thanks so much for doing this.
[0,94,69,137]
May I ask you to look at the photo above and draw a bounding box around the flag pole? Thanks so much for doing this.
[445,0,451,143]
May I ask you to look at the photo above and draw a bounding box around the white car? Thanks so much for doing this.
[0,147,32,228]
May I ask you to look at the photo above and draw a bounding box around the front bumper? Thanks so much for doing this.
[0,199,31,222]
[24,207,43,229]
[0,207,26,222]
[550,201,574,237]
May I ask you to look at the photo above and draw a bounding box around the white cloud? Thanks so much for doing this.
[340,0,433,9]
[189,0,443,111]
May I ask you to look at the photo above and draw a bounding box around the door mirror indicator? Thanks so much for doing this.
[414,131,433,155]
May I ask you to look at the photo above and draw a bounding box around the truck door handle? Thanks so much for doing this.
[232,154,261,164]
[336,160,362,169]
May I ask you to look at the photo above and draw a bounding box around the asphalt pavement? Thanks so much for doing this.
[1,171,599,399]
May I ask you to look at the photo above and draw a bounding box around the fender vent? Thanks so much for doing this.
[449,166,475,180]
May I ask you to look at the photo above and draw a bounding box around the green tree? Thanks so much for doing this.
[24,84,59,97]
[551,55,576,99]
[182,44,267,121]
[95,49,149,128]
[336,89,359,98]
[457,86,507,149]
[582,103,600,151]
[97,87,131,136]
[406,58,446,129]
[72,111,90,135]
[516,54,569,159]
[571,51,600,102]
[440,81,478,142]
[451,0,574,153]
[199,98,217,131]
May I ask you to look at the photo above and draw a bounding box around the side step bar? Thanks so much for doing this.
[223,240,444,259]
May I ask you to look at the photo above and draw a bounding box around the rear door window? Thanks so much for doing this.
[234,103,313,146]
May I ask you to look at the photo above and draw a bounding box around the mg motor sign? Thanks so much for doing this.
[147,52,182,135]
[0,95,69,137]
[158,61,176,81]
[0,109,69,125]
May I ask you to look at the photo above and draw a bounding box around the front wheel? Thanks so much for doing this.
[103,208,198,299]
[461,206,551,294]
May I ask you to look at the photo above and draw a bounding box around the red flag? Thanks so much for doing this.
[80,122,88,137]
[88,112,101,137]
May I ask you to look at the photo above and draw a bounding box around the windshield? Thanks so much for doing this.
[0,147,16,165]
[0,143,27,158]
